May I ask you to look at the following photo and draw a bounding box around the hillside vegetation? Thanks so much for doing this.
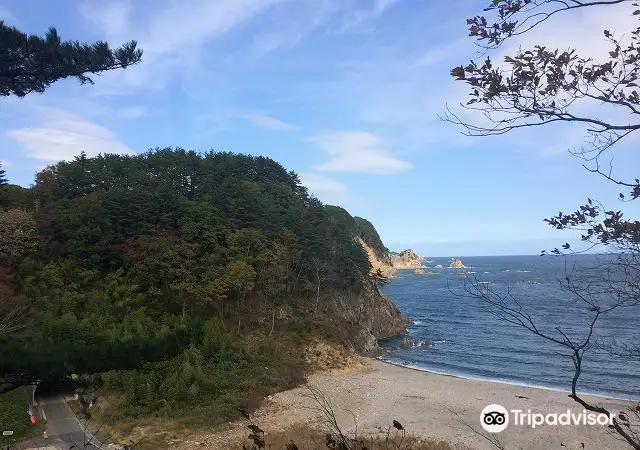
[324,206,391,264]
[0,149,405,438]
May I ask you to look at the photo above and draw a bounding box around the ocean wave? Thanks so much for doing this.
[375,358,638,402]
[516,270,531,273]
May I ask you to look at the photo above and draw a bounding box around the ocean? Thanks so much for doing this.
[379,254,640,401]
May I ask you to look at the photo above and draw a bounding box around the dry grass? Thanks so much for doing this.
[303,340,369,374]
[232,424,454,450]
[234,386,459,450]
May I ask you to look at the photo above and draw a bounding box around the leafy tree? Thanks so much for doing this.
[354,216,390,263]
[0,148,389,416]
[0,162,7,210]
[0,209,37,266]
[0,21,142,97]
[450,2,640,448]
[0,326,198,394]
[226,260,256,333]
[0,267,29,340]
[3,185,31,209]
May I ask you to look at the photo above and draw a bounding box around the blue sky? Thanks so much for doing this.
[1,0,639,256]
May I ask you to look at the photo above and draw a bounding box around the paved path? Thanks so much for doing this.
[35,396,101,449]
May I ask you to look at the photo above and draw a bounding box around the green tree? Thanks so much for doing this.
[0,148,396,409]
[0,209,37,266]
[0,162,7,210]
[225,260,256,334]
[0,21,142,97]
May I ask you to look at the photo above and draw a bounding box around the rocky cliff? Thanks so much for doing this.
[324,205,408,353]
[331,280,409,354]
[391,249,424,269]
[358,238,397,278]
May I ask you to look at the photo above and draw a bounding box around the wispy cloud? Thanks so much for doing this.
[7,109,134,161]
[333,0,401,33]
[310,131,411,175]
[79,0,288,93]
[0,7,18,24]
[115,106,147,120]
[299,172,366,206]
[245,113,298,131]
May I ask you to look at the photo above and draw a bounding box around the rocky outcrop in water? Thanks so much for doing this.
[391,249,424,269]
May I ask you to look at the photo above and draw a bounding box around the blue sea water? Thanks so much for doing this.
[380,255,640,401]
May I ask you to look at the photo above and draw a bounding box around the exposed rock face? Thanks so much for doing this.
[332,281,409,355]
[449,258,466,269]
[392,249,424,269]
[362,284,409,341]
[323,215,410,355]
[359,238,397,279]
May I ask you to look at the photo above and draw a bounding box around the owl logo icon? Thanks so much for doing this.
[480,404,509,432]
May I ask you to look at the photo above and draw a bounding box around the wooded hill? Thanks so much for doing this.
[0,149,404,426]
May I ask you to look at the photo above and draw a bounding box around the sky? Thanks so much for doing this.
[1,0,639,256]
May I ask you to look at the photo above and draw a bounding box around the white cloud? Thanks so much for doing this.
[413,38,468,68]
[7,109,135,162]
[333,0,400,33]
[499,2,635,60]
[299,172,366,206]
[245,113,297,131]
[310,131,411,175]
[116,106,147,120]
[78,0,405,94]
[441,2,640,157]
[0,7,18,24]
[60,99,148,121]
[79,0,131,43]
[80,0,288,93]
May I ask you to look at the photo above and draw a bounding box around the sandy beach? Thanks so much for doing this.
[176,358,634,450]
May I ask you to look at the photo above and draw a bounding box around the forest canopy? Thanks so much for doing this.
[0,149,378,409]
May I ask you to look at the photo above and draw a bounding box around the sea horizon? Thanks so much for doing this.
[381,254,640,401]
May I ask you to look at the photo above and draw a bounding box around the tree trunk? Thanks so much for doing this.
[237,297,241,334]
[269,308,276,337]
[237,293,243,334]
[315,277,320,314]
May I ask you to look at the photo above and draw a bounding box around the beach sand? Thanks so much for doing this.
[175,358,634,450]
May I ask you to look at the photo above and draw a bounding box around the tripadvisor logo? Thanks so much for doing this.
[480,404,615,433]
[481,404,509,433]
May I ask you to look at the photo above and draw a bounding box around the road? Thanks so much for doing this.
[36,396,101,449]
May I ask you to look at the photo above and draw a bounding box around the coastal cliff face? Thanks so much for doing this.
[362,284,409,340]
[331,280,409,355]
[358,238,397,278]
[391,249,424,269]
[322,205,408,353]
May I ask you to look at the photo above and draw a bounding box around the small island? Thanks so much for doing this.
[391,249,424,269]
[449,258,466,269]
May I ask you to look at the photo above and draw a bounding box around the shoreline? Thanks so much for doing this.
[177,357,636,450]
[376,356,638,403]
